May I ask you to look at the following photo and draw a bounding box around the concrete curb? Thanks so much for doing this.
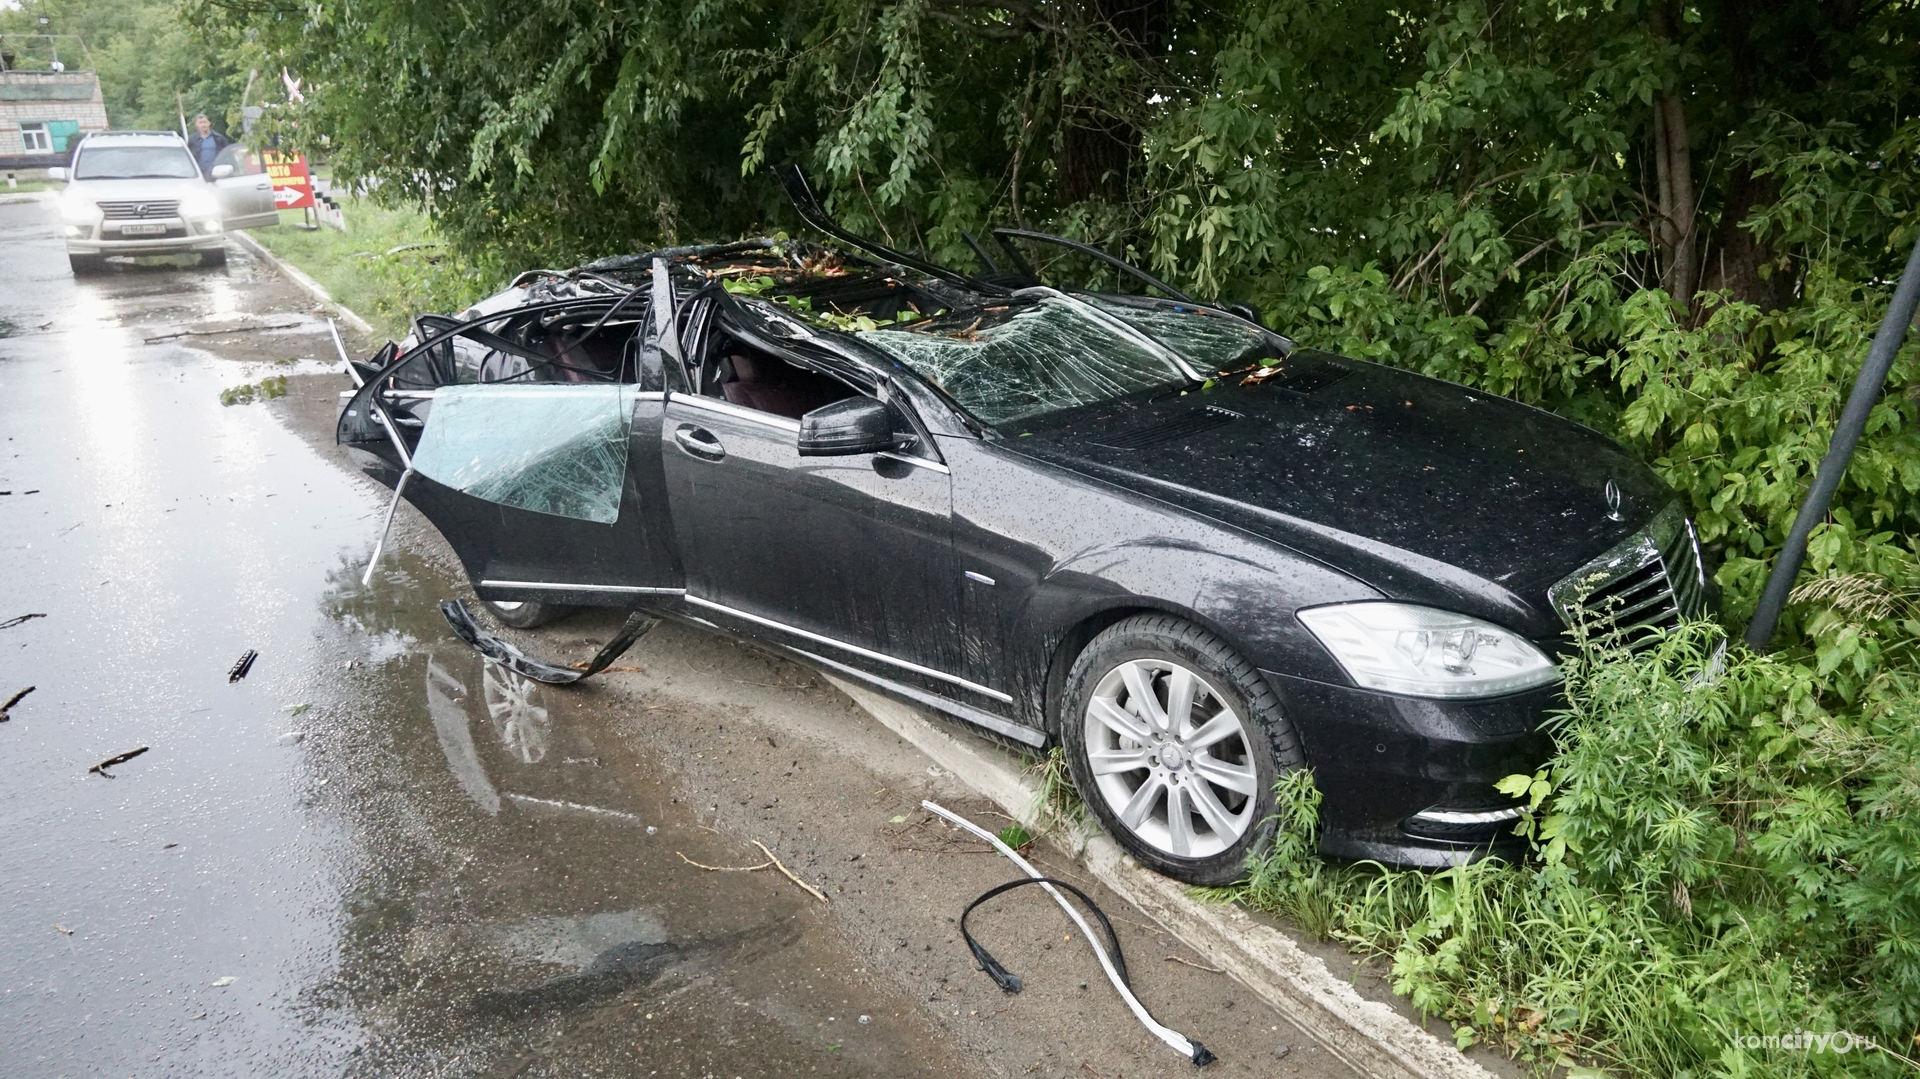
[0,189,58,204]
[232,230,377,336]
[827,676,1498,1079]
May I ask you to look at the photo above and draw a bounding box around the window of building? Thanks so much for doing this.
[21,123,51,153]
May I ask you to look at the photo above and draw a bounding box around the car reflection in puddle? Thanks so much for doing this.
[484,660,551,764]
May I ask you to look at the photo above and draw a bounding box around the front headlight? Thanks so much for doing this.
[180,192,220,220]
[1297,603,1559,699]
[59,195,99,223]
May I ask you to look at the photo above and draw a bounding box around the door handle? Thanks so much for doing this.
[674,424,726,461]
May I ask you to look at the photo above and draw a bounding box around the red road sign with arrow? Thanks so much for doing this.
[262,151,315,210]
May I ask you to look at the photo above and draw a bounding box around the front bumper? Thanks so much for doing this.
[66,219,225,255]
[1262,669,1557,867]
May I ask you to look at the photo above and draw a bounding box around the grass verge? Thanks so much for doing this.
[247,200,498,337]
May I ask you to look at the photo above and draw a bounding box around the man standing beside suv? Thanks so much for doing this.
[188,114,231,179]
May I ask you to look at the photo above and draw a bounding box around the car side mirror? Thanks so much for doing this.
[210,164,235,179]
[797,396,902,457]
[1227,302,1264,326]
[46,167,66,181]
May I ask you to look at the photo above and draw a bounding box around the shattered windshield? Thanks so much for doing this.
[1085,298,1275,372]
[856,296,1192,427]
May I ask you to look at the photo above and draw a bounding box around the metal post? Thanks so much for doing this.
[1744,233,1920,649]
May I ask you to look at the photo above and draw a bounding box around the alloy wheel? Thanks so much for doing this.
[1081,658,1259,859]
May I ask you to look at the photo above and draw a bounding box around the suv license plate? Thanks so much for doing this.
[119,223,168,236]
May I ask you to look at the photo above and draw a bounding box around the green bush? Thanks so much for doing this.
[1227,618,1920,1077]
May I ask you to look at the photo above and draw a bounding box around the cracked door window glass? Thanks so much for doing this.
[411,385,638,523]
[1084,298,1274,371]
[856,296,1189,427]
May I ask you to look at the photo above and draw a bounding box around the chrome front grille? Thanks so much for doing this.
[1549,503,1711,648]
[97,200,180,220]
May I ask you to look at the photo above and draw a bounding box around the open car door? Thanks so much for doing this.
[338,278,683,608]
[209,145,279,231]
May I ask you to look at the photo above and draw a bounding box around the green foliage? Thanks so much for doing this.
[995,823,1033,850]
[248,200,502,335]
[1235,621,1920,1076]
[218,374,286,405]
[1,0,249,134]
[204,5,1920,1070]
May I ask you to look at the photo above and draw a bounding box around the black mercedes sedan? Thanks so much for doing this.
[336,174,1714,884]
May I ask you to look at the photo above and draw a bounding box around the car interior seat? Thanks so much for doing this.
[720,351,854,419]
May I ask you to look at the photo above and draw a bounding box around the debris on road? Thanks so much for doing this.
[1,613,46,630]
[211,976,236,987]
[52,924,73,935]
[440,600,657,685]
[924,799,1216,1067]
[1,685,34,721]
[218,376,288,406]
[1165,955,1225,974]
[675,841,830,904]
[286,702,312,715]
[276,731,305,745]
[143,319,304,343]
[89,746,150,777]
[228,650,259,682]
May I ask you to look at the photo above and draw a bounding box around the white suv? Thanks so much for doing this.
[49,131,279,275]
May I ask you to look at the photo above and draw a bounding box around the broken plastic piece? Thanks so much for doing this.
[923,799,1216,1067]
[0,685,33,721]
[961,876,1129,995]
[439,600,658,685]
[228,649,259,682]
[89,746,149,776]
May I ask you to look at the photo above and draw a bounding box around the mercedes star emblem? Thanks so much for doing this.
[1604,480,1624,522]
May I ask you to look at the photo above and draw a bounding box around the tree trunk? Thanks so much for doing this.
[1698,165,1796,313]
[1656,92,1699,311]
[1649,2,1698,313]
[1056,110,1136,204]
[1052,0,1167,205]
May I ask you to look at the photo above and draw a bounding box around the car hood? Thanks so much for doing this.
[1000,351,1672,635]
[63,177,211,201]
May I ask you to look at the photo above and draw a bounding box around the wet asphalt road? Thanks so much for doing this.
[0,198,1357,1079]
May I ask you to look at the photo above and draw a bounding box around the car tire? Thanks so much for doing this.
[482,598,575,630]
[69,254,105,276]
[1060,615,1305,886]
[201,247,228,268]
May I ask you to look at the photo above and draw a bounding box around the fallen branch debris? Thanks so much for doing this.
[676,842,830,904]
[89,746,149,776]
[753,840,830,904]
[1,613,46,630]
[143,319,304,343]
[1164,955,1224,974]
[0,685,33,721]
[677,852,772,872]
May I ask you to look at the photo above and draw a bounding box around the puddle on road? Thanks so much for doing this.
[302,548,970,1077]
[0,209,968,1075]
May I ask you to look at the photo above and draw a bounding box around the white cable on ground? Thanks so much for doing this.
[921,799,1215,1066]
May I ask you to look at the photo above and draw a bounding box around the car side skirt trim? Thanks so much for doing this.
[684,595,1014,703]
[792,647,1045,747]
[481,579,687,595]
